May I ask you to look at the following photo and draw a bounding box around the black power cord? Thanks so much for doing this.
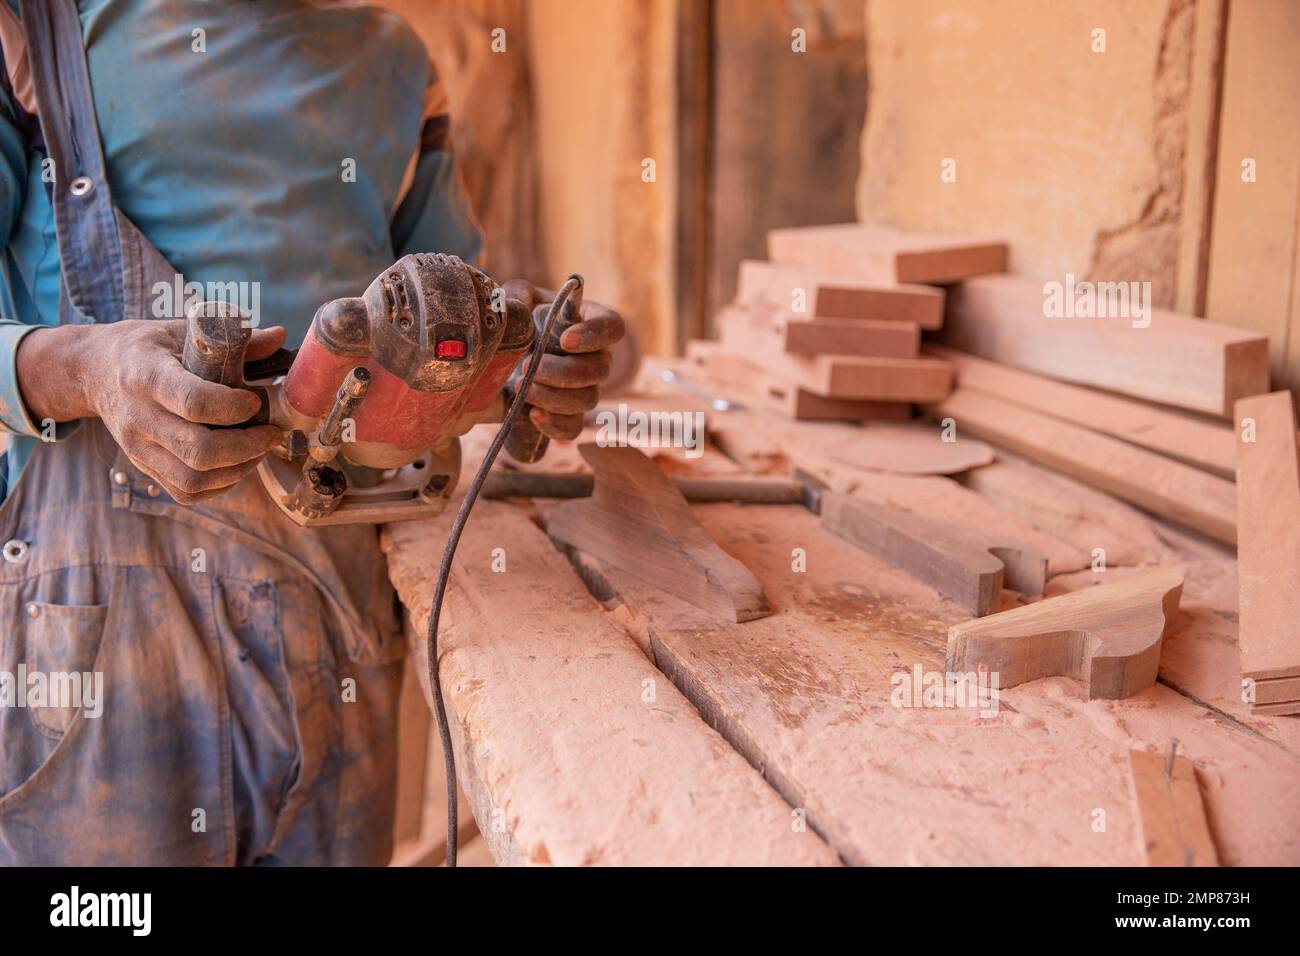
[425,275,584,867]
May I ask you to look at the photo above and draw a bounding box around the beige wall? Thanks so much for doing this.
[857,0,1197,308]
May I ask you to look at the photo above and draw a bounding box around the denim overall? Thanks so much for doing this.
[0,0,404,865]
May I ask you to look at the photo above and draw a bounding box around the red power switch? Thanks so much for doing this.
[436,339,467,359]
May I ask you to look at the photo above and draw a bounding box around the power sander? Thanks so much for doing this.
[181,251,581,525]
[182,253,586,868]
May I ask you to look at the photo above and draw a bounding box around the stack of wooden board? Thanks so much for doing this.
[683,223,1009,421]
[911,272,1274,546]
[679,219,1275,553]
[923,345,1241,545]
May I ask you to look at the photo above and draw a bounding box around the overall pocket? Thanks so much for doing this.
[0,568,113,800]
[24,601,109,739]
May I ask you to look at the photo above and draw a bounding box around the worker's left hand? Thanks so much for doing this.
[502,279,625,440]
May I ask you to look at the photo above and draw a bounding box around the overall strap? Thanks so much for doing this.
[17,0,125,324]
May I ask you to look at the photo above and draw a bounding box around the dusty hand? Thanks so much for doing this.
[501,279,626,440]
[17,319,286,504]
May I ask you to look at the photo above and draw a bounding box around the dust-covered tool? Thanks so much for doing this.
[181,253,562,526]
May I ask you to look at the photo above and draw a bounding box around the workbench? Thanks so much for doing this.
[382,359,1300,866]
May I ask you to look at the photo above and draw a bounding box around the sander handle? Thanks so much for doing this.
[181,300,269,425]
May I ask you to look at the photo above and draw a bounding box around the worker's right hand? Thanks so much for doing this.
[15,319,286,504]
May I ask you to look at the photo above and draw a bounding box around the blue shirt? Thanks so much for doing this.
[0,0,482,497]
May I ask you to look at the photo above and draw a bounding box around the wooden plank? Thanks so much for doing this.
[1234,391,1300,689]
[718,307,951,401]
[767,223,1007,285]
[1175,0,1228,317]
[393,662,432,848]
[561,501,1300,865]
[941,274,1271,418]
[545,445,771,622]
[1249,700,1300,716]
[1128,750,1220,867]
[736,259,945,328]
[928,389,1238,545]
[672,0,712,348]
[726,299,919,357]
[653,353,1300,759]
[959,455,1177,569]
[947,568,1184,700]
[777,315,919,359]
[1205,0,1300,394]
[788,355,950,404]
[927,344,1238,478]
[1253,675,1300,706]
[822,491,1045,615]
[382,502,839,866]
[684,340,913,421]
[758,378,913,422]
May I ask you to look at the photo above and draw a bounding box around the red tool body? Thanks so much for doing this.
[183,252,545,525]
[279,252,533,467]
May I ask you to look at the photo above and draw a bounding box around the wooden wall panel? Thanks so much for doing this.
[706,0,866,329]
[1205,0,1300,400]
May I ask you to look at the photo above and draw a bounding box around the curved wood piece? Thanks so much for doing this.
[545,444,772,622]
[946,568,1184,700]
[817,422,995,476]
[820,491,1046,615]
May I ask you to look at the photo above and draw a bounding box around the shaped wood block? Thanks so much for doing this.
[946,568,1184,700]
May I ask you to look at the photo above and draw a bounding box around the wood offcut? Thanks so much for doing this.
[1128,748,1220,867]
[545,444,772,622]
[946,567,1184,700]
